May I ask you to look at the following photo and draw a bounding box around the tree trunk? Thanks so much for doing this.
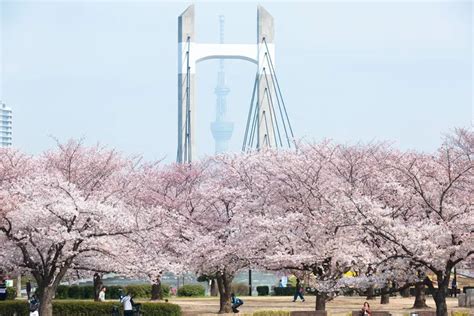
[315,292,327,311]
[93,273,102,302]
[366,285,375,300]
[38,286,55,316]
[432,281,448,316]
[151,281,162,300]
[210,279,218,296]
[433,293,448,316]
[380,283,390,304]
[413,282,428,308]
[216,271,234,314]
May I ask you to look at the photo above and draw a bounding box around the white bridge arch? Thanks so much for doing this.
[177,5,289,163]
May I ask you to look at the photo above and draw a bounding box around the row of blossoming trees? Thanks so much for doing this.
[0,129,472,316]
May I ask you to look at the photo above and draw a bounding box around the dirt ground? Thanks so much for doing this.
[165,296,474,316]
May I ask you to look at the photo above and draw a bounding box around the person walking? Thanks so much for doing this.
[120,292,134,316]
[451,278,457,297]
[26,281,32,299]
[292,278,305,302]
[230,293,244,313]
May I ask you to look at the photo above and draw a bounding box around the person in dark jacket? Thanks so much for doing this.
[26,281,32,299]
[0,279,7,301]
[29,294,40,316]
[292,278,305,302]
[451,278,457,297]
[230,293,243,313]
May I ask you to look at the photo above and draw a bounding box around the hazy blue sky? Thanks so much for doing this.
[1,1,472,161]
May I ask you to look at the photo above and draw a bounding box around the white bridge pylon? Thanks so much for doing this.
[177,5,286,163]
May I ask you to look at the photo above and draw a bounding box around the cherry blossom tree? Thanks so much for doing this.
[385,136,473,316]
[322,142,422,304]
[240,145,368,311]
[142,156,265,314]
[334,131,473,316]
[0,141,144,316]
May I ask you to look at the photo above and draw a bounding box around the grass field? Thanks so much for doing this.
[159,296,473,316]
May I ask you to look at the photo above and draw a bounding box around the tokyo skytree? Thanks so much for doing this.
[210,15,234,154]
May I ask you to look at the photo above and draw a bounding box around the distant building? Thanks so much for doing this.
[210,15,234,154]
[0,103,12,147]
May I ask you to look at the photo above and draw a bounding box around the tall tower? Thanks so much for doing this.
[210,15,234,154]
[0,102,12,148]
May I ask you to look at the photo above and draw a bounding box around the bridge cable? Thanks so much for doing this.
[263,52,291,147]
[248,90,260,150]
[242,74,259,151]
[262,68,283,147]
[263,39,295,142]
[262,111,271,148]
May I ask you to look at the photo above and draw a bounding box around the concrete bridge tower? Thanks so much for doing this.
[177,5,281,163]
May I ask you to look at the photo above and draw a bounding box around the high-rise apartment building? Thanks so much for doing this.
[0,102,13,147]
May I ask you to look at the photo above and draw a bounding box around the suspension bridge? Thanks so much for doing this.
[177,5,294,163]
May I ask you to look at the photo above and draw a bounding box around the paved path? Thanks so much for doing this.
[164,296,472,316]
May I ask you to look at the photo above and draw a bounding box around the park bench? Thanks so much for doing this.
[290,311,328,316]
[351,311,391,316]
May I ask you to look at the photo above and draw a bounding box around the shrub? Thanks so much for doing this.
[256,286,269,296]
[0,300,28,316]
[177,284,205,297]
[56,285,95,299]
[54,284,170,300]
[0,300,182,316]
[161,284,171,297]
[273,287,296,296]
[56,285,69,299]
[231,283,248,296]
[124,284,151,298]
[67,285,87,299]
[451,312,470,316]
[53,300,120,315]
[253,311,290,316]
[6,288,16,300]
[106,286,123,299]
[82,286,94,299]
[124,284,171,298]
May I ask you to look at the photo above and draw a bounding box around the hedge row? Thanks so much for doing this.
[56,284,170,299]
[177,284,205,297]
[256,286,269,296]
[5,288,16,300]
[0,300,181,316]
[273,287,296,296]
